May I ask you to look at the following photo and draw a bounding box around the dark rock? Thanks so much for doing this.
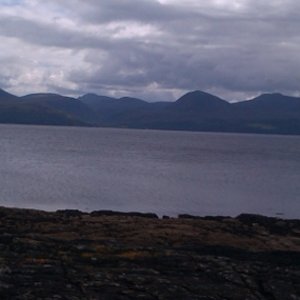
[178,214,202,219]
[236,213,279,225]
[203,216,231,221]
[55,209,85,218]
[236,213,299,235]
[178,214,230,221]
[0,207,299,299]
[90,210,158,219]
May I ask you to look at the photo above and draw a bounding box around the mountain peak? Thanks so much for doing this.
[177,90,227,101]
[184,90,218,97]
[173,90,229,111]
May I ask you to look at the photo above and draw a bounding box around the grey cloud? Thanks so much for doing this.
[63,0,300,98]
[2,0,300,100]
[69,35,300,98]
[0,15,109,49]
[47,0,190,24]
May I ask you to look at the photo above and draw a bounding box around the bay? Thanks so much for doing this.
[0,124,299,218]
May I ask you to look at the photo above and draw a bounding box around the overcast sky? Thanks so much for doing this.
[1,0,300,101]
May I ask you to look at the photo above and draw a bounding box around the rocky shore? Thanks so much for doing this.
[0,207,299,299]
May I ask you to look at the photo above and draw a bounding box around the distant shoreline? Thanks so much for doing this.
[2,121,300,137]
[0,205,298,221]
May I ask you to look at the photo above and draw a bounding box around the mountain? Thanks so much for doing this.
[1,87,300,134]
[123,90,233,131]
[170,90,230,113]
[21,93,97,124]
[78,94,116,109]
[79,94,151,126]
[79,94,149,112]
[0,91,90,126]
[0,102,87,126]
[233,93,300,118]
[0,89,18,102]
[132,91,300,133]
[230,93,300,134]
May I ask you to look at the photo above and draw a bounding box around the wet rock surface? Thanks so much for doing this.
[0,207,299,299]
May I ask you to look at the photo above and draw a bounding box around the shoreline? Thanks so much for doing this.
[0,206,299,299]
[2,122,300,138]
[1,205,298,221]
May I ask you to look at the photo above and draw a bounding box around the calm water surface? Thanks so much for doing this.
[0,124,299,218]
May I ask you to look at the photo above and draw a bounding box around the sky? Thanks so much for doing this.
[1,0,300,102]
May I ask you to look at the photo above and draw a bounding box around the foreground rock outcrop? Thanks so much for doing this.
[0,207,299,299]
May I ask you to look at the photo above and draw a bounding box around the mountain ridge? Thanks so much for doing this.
[1,88,300,135]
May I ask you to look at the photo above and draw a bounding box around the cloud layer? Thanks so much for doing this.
[1,0,300,101]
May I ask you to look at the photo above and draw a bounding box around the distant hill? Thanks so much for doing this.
[171,90,230,112]
[233,93,300,118]
[146,90,234,131]
[231,93,300,134]
[0,92,90,126]
[21,93,97,124]
[0,89,19,102]
[79,94,154,126]
[0,102,87,126]
[1,88,300,134]
[79,94,149,113]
